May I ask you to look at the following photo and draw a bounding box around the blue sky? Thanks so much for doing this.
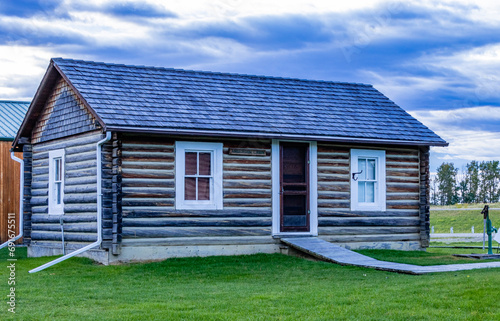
[0,0,499,173]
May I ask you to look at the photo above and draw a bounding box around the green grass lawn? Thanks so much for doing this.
[430,204,500,233]
[1,247,500,320]
[357,247,500,265]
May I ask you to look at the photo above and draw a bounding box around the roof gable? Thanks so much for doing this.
[32,77,100,144]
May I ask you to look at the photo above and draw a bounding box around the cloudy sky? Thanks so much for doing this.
[1,0,499,172]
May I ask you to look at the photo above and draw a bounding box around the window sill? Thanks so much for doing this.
[175,203,222,210]
[351,204,386,212]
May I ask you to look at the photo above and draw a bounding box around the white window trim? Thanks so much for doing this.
[272,140,317,236]
[48,149,65,215]
[175,141,223,210]
[350,149,386,211]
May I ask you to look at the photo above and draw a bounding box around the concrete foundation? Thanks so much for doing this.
[27,239,423,267]
[109,243,282,264]
[28,244,110,265]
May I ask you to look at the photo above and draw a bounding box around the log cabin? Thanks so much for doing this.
[12,58,447,264]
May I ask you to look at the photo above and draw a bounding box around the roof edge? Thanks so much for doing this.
[13,60,58,148]
[105,125,449,147]
[12,59,107,148]
[0,100,30,104]
[52,57,373,88]
[52,61,106,129]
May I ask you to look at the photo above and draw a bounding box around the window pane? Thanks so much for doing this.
[185,152,197,175]
[367,159,376,180]
[184,177,196,200]
[198,177,210,200]
[357,159,366,181]
[55,158,61,181]
[358,182,365,202]
[366,182,375,202]
[55,182,62,205]
[199,153,211,176]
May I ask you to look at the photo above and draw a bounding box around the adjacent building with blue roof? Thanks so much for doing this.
[0,100,29,243]
[1,100,29,141]
[12,58,446,265]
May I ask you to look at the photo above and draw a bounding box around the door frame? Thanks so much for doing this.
[272,139,317,236]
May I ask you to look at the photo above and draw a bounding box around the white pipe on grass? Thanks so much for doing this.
[29,132,111,273]
[0,152,24,249]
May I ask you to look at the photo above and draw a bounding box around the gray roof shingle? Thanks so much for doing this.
[52,58,446,145]
[0,101,30,140]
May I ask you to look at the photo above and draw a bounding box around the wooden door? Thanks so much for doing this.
[280,142,310,232]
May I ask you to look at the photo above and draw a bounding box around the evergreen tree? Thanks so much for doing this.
[430,176,439,205]
[436,162,458,205]
[478,161,500,203]
[463,161,480,203]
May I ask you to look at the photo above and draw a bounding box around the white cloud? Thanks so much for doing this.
[430,129,500,161]
[410,106,500,130]
[0,45,57,100]
[364,71,456,104]
[410,107,500,163]
[416,43,500,101]
[65,11,153,47]
[149,0,389,19]
[182,37,251,60]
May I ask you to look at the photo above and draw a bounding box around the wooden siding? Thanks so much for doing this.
[0,141,22,243]
[317,143,422,245]
[31,77,99,144]
[120,135,274,246]
[29,131,113,248]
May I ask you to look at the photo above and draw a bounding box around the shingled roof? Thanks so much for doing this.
[0,100,29,141]
[17,58,447,146]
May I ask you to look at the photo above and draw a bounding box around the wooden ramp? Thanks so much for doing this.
[281,237,500,275]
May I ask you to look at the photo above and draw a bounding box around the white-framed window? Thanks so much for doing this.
[350,149,386,211]
[48,149,65,214]
[175,141,223,210]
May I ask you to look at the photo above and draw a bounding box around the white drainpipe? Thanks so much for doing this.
[0,152,24,249]
[29,131,112,273]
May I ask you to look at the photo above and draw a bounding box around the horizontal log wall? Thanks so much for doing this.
[317,143,422,246]
[120,135,274,247]
[29,131,113,248]
[23,144,32,245]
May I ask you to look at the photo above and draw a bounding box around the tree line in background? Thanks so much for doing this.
[431,161,500,205]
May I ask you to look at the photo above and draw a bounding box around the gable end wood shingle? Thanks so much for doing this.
[32,77,100,144]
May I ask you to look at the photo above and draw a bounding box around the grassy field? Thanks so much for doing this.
[430,203,500,233]
[431,202,500,210]
[1,247,500,320]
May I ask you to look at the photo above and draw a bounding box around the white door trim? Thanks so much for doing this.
[271,139,318,236]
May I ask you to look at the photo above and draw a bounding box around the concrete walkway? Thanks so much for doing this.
[281,237,500,275]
